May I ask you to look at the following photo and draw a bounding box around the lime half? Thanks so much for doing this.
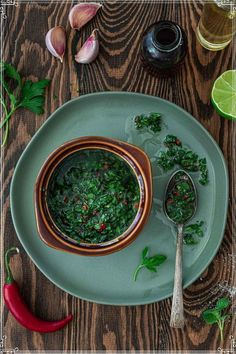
[211,70,236,120]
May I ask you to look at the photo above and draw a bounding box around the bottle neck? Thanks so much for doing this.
[152,21,182,52]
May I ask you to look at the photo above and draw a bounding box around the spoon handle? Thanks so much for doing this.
[170,224,184,328]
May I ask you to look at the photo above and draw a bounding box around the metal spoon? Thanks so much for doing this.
[164,169,197,328]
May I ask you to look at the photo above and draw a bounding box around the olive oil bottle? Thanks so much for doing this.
[196,1,236,51]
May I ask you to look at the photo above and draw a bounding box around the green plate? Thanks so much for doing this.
[10,92,228,305]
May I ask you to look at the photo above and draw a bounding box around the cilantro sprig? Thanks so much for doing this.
[202,297,231,342]
[0,62,50,147]
[133,247,166,281]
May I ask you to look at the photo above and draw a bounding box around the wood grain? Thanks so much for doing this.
[2,0,235,352]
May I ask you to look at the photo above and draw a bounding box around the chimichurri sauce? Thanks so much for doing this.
[166,171,196,224]
[47,149,140,244]
[158,135,209,185]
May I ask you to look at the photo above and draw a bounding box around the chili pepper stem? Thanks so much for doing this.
[5,247,19,284]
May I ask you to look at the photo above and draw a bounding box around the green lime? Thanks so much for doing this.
[211,70,236,120]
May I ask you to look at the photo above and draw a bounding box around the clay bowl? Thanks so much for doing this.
[35,136,152,256]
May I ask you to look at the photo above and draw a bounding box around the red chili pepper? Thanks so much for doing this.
[3,247,72,333]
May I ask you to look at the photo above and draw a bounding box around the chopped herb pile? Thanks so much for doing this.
[158,135,209,185]
[199,158,208,185]
[47,149,140,244]
[0,62,50,147]
[164,134,182,148]
[134,112,161,133]
[202,297,231,343]
[184,221,204,245]
[165,171,196,224]
[133,247,166,281]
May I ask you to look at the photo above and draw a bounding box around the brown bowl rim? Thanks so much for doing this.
[34,136,153,256]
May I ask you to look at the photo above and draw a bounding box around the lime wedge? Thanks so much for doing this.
[211,70,236,120]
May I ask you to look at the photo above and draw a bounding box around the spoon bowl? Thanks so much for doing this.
[164,169,197,224]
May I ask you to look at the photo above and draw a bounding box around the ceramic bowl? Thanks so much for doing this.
[35,136,152,256]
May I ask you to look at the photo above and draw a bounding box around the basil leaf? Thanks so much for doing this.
[142,247,149,261]
[146,265,157,272]
[148,255,167,266]
[133,247,167,281]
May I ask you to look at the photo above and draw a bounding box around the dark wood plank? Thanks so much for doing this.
[2,0,234,352]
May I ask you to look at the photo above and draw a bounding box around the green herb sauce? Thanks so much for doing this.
[158,135,209,185]
[47,149,140,244]
[166,171,196,224]
[134,112,162,133]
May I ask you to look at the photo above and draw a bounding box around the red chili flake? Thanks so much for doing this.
[99,223,106,232]
[82,204,88,211]
[167,198,173,204]
[173,191,179,196]
[183,195,189,200]
[133,202,139,209]
[176,139,181,146]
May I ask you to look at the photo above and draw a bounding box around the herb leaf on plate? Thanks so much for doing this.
[133,247,166,281]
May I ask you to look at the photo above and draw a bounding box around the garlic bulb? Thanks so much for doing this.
[69,3,102,30]
[75,29,99,64]
[45,26,66,63]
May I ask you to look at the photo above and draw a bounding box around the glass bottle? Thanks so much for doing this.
[196,1,236,51]
[140,20,188,76]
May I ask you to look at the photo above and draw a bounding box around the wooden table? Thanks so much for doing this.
[3,1,235,352]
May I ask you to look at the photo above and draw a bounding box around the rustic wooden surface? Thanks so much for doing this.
[2,0,235,352]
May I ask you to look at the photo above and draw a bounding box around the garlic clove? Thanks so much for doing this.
[69,3,102,30]
[75,29,99,64]
[45,26,66,63]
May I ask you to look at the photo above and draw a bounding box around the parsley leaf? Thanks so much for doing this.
[0,62,50,147]
[19,79,50,114]
[0,62,21,87]
[133,247,166,281]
